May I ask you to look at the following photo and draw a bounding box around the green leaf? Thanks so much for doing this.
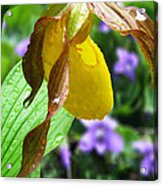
[1,62,74,177]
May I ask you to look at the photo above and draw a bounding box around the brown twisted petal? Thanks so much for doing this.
[22,17,54,107]
[17,120,50,177]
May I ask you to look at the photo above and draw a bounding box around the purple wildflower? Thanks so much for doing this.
[98,21,111,33]
[60,145,71,169]
[133,140,157,176]
[15,38,30,57]
[79,116,124,155]
[114,48,139,81]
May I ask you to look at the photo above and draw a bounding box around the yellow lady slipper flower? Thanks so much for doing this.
[42,15,113,120]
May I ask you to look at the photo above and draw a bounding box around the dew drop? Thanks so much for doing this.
[13,139,18,145]
[55,133,64,144]
[14,87,19,93]
[52,97,60,104]
[7,79,14,85]
[6,163,12,169]
[24,89,31,98]
[16,65,21,72]
[135,8,147,21]
[6,10,12,17]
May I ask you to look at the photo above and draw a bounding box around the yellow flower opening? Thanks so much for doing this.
[42,16,114,120]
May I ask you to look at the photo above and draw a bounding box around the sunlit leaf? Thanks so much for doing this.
[1,62,74,177]
[88,2,157,87]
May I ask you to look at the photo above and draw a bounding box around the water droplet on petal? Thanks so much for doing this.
[135,8,147,21]
[52,97,60,104]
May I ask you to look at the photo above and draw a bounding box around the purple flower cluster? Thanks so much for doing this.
[133,140,157,176]
[114,48,139,81]
[79,116,124,155]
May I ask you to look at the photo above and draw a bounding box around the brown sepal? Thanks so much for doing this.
[17,119,50,177]
[22,17,53,107]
